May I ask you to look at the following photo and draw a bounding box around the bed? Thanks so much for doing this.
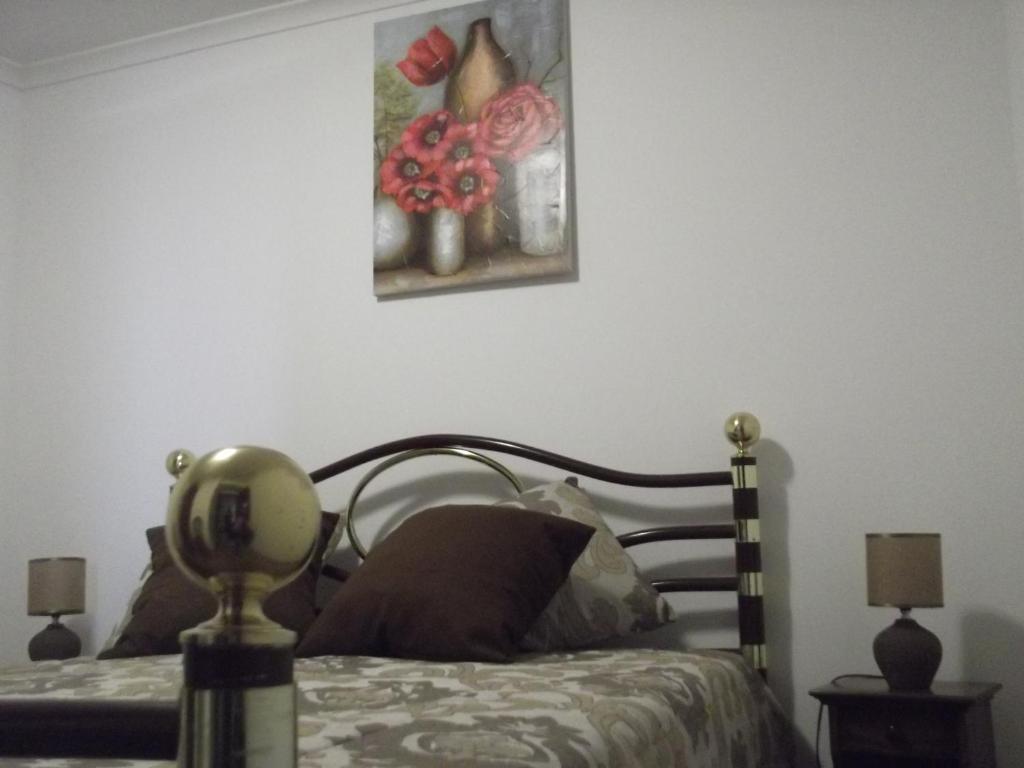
[0,413,792,767]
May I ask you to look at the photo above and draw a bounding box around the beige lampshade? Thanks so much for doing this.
[866,533,943,608]
[27,557,86,616]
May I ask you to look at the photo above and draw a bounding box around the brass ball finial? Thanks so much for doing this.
[725,412,761,456]
[165,446,321,640]
[165,449,195,479]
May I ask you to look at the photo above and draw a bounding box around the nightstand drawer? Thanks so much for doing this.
[836,702,958,756]
[811,680,1000,768]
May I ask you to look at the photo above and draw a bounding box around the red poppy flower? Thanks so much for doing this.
[380,145,454,213]
[379,146,434,196]
[479,83,563,162]
[393,179,455,214]
[396,26,457,87]
[439,155,500,215]
[442,122,487,165]
[401,110,458,165]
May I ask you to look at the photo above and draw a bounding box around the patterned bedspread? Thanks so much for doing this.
[0,649,791,767]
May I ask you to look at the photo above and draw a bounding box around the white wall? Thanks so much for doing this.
[0,80,25,660]
[1005,0,1024,222]
[6,0,1024,764]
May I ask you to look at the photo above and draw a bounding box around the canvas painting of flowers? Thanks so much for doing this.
[373,0,573,297]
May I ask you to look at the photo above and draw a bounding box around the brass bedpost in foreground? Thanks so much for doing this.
[165,447,321,768]
[724,412,767,678]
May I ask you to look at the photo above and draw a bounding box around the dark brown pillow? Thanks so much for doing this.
[295,505,594,662]
[98,512,340,659]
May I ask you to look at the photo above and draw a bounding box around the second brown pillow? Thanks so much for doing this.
[98,512,339,659]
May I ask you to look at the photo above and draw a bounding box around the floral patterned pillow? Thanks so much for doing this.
[502,481,675,651]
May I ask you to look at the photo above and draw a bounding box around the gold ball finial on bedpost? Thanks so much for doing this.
[724,412,761,457]
[165,449,195,480]
[165,446,320,630]
[165,445,320,768]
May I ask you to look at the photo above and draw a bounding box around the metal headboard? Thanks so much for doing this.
[308,413,767,677]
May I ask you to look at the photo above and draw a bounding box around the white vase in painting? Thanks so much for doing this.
[373,196,417,271]
[515,132,565,256]
[426,208,465,276]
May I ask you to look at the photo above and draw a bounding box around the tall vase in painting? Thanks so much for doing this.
[426,207,465,276]
[444,18,515,255]
[515,131,565,256]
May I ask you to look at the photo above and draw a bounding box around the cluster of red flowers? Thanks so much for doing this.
[381,26,563,215]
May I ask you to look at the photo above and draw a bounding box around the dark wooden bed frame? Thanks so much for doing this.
[0,423,765,760]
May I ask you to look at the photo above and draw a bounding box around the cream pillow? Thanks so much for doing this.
[503,481,675,650]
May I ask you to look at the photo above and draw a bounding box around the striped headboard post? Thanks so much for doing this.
[726,413,766,678]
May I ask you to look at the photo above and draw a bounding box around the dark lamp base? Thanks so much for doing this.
[873,615,942,691]
[28,618,81,661]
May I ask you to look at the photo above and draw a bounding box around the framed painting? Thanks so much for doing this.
[373,0,574,297]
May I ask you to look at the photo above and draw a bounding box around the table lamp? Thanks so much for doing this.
[27,556,86,661]
[866,533,943,690]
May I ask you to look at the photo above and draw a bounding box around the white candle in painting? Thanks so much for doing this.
[515,132,565,256]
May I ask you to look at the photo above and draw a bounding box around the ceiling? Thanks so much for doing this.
[0,0,300,65]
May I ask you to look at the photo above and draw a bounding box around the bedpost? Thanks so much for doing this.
[725,413,767,678]
[165,446,321,768]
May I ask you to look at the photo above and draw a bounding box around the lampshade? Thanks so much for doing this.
[27,557,86,616]
[866,533,943,609]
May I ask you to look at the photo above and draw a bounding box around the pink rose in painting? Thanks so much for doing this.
[401,110,458,165]
[396,26,457,87]
[478,83,562,162]
[439,154,500,215]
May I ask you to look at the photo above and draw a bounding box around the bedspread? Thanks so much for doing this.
[0,649,791,767]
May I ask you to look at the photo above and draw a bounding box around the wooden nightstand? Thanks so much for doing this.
[809,678,1000,767]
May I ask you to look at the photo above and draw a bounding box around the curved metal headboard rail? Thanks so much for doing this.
[617,524,736,547]
[344,447,525,559]
[309,434,731,489]
[307,414,767,678]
